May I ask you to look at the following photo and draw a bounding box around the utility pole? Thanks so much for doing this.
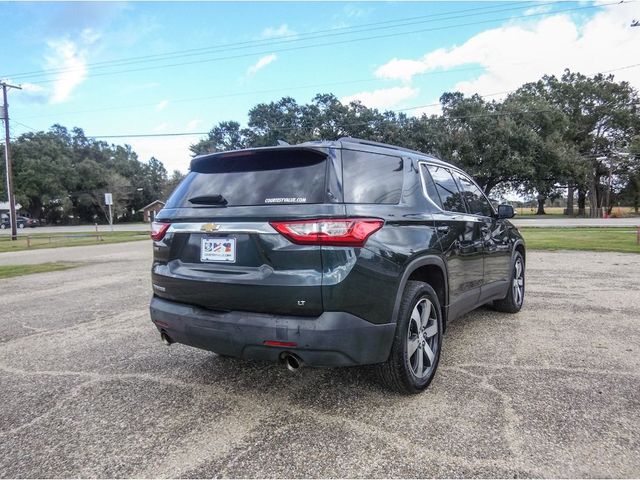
[1,81,21,241]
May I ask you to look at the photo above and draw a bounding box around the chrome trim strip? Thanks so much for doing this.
[167,222,278,234]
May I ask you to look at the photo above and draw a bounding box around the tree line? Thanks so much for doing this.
[1,69,639,223]
[191,70,640,215]
[0,126,184,224]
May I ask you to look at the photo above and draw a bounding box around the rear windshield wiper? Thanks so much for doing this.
[188,194,228,206]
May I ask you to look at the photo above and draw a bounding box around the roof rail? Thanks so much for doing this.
[338,137,429,157]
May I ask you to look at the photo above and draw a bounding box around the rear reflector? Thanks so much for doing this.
[150,222,171,241]
[270,218,383,247]
[264,340,298,347]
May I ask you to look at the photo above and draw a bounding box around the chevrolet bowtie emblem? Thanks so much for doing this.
[201,223,220,232]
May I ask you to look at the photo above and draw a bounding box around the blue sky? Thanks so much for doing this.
[1,1,637,172]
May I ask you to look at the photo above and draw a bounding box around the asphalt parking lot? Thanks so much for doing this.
[0,241,639,478]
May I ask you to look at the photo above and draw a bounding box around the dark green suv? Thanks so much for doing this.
[149,138,525,393]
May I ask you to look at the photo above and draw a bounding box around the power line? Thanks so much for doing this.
[15,61,638,136]
[2,1,540,81]
[11,120,38,132]
[16,64,497,120]
[13,1,621,87]
[16,58,640,123]
[76,109,562,140]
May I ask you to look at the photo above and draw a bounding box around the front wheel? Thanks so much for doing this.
[377,281,443,394]
[493,251,525,313]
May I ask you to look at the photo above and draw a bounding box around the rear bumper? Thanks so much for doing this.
[150,296,396,367]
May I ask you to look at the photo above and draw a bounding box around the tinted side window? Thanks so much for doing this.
[343,150,403,204]
[426,165,466,213]
[420,164,443,209]
[455,172,494,217]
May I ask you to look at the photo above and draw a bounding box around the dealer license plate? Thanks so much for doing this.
[200,237,236,263]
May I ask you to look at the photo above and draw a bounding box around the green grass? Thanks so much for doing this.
[520,227,640,253]
[0,231,149,253]
[0,262,82,279]
[514,206,639,218]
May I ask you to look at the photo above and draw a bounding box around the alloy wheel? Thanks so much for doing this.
[406,298,439,379]
[513,257,524,307]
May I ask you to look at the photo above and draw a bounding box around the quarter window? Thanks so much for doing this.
[342,150,403,204]
[454,173,494,217]
[420,164,443,209]
[426,165,466,213]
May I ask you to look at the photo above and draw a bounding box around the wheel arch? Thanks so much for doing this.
[392,256,449,331]
[513,239,526,264]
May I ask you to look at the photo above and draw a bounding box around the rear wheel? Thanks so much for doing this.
[493,251,525,313]
[377,281,443,394]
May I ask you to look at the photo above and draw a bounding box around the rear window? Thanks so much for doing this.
[342,150,403,204]
[165,149,327,208]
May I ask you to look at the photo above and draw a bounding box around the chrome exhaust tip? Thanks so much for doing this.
[283,353,304,372]
[160,331,173,346]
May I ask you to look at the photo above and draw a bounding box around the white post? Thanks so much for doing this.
[104,193,114,232]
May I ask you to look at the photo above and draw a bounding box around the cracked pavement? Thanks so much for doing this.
[0,241,639,478]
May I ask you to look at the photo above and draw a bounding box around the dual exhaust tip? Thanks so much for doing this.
[159,332,304,372]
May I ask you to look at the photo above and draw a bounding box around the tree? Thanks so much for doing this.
[518,71,640,216]
[189,121,249,156]
[9,129,77,219]
[163,170,186,200]
[4,125,179,224]
[426,92,532,196]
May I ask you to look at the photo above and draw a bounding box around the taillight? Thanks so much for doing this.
[270,218,383,247]
[150,222,170,242]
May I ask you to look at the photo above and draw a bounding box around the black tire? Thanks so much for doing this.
[0,224,5,229]
[493,251,525,313]
[377,281,443,394]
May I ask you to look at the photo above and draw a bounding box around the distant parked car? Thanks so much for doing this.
[0,216,38,229]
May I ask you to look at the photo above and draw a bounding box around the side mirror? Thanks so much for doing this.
[497,204,515,219]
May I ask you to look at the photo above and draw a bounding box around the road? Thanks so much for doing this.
[0,223,150,235]
[0,241,639,477]
[512,217,640,227]
[1,217,639,237]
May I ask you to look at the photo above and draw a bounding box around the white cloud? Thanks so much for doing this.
[246,54,277,76]
[80,27,101,44]
[45,39,88,104]
[34,28,101,104]
[126,135,196,173]
[155,100,169,111]
[15,82,48,104]
[186,119,201,130]
[374,3,640,98]
[376,58,430,83]
[523,5,552,16]
[340,86,419,109]
[154,122,169,132]
[261,24,296,39]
